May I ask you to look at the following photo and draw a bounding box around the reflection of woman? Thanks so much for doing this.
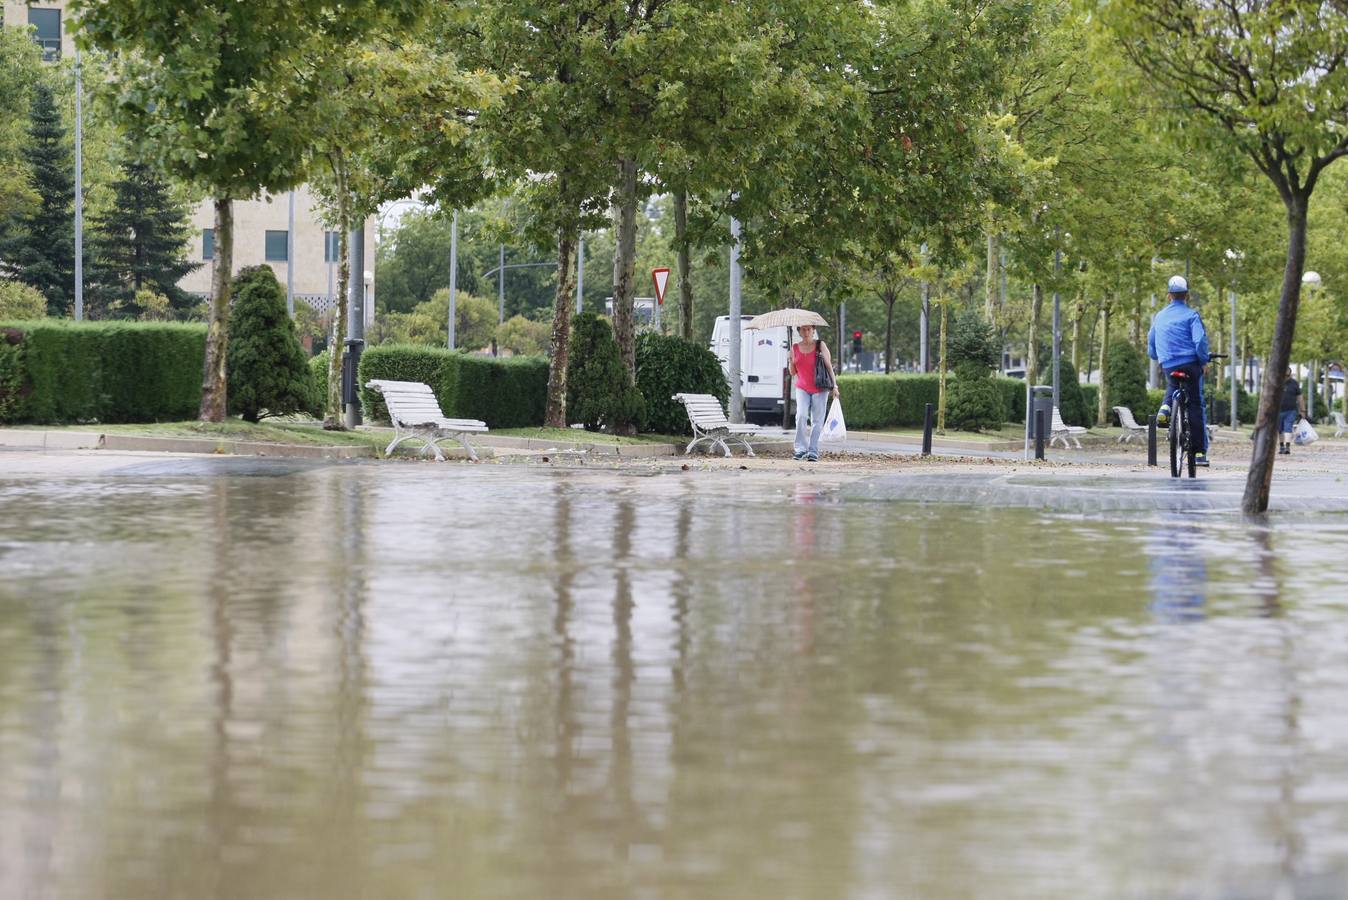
[787,324,839,462]
[1145,515,1207,622]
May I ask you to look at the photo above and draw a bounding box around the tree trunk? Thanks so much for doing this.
[882,288,895,374]
[674,189,693,341]
[199,196,232,422]
[937,297,948,434]
[1028,283,1042,381]
[985,231,998,322]
[1070,307,1082,372]
[324,159,351,430]
[545,228,578,428]
[611,158,638,379]
[1243,194,1309,515]
[1097,303,1111,427]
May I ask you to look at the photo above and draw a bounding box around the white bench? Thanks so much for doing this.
[365,379,488,461]
[1333,411,1347,438]
[673,393,786,457]
[1050,406,1087,449]
[1113,406,1148,443]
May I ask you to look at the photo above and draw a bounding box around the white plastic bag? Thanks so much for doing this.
[1294,417,1319,445]
[821,396,847,443]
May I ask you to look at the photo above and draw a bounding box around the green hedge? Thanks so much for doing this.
[635,332,727,435]
[838,373,1028,429]
[0,320,205,423]
[357,344,548,427]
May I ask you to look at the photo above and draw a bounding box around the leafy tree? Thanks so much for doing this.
[74,0,420,422]
[1103,0,1348,513]
[495,315,550,357]
[0,83,73,316]
[87,154,198,317]
[227,266,316,422]
[0,280,47,320]
[0,27,42,223]
[372,290,496,351]
[566,312,644,433]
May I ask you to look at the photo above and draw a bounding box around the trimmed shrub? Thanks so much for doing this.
[566,313,644,432]
[635,332,728,434]
[0,320,205,423]
[995,377,1027,424]
[949,310,1000,379]
[309,350,329,410]
[0,328,25,421]
[1081,385,1099,422]
[227,266,316,422]
[1104,341,1148,424]
[948,375,1007,431]
[357,344,547,427]
[1037,357,1089,426]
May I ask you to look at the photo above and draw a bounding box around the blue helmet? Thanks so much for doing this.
[1168,275,1188,295]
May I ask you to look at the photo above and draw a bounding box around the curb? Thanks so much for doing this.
[355,426,679,458]
[99,434,375,459]
[848,430,1023,452]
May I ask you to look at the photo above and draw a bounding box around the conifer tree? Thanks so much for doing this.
[0,83,73,316]
[88,155,198,318]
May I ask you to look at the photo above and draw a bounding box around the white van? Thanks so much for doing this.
[710,315,793,424]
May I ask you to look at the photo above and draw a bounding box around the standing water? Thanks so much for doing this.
[2,459,1348,898]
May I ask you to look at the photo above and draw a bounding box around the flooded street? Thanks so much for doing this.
[3,456,1348,898]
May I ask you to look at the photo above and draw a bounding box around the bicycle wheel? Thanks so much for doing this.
[1169,393,1182,477]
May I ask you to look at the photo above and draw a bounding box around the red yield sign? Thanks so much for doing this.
[651,267,671,306]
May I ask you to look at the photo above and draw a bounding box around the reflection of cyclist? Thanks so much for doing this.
[1148,275,1211,466]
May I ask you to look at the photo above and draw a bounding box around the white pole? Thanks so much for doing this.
[918,243,929,371]
[1230,289,1238,429]
[576,233,585,315]
[286,190,295,317]
[728,214,743,423]
[498,243,505,325]
[448,209,458,350]
[73,48,84,320]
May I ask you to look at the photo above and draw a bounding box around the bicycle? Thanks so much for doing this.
[1166,353,1225,478]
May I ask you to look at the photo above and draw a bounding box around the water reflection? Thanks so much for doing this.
[2,464,1348,898]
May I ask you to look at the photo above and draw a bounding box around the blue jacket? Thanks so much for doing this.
[1148,301,1210,370]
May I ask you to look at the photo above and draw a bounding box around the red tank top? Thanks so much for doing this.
[793,342,819,393]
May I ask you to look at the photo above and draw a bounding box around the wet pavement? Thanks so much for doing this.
[3,450,1348,898]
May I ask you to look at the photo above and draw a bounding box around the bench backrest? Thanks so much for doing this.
[674,393,731,428]
[1051,406,1075,430]
[1334,411,1347,426]
[367,380,447,426]
[1113,405,1143,429]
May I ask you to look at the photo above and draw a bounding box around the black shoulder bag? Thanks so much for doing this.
[813,341,834,391]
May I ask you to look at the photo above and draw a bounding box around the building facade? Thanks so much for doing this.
[4,1,376,325]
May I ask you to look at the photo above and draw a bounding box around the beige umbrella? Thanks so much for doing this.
[743,308,829,331]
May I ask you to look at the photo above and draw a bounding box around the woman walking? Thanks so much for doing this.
[787,324,839,461]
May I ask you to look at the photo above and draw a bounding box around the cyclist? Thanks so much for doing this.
[1148,275,1211,466]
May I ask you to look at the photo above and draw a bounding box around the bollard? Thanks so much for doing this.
[1035,408,1046,460]
[922,403,934,456]
[1147,414,1158,466]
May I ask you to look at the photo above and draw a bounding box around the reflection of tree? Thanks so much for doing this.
[1252,525,1304,892]
[611,498,637,849]
[551,481,576,797]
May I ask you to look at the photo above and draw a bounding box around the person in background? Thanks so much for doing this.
[787,324,839,462]
[1279,366,1307,455]
[1149,275,1212,466]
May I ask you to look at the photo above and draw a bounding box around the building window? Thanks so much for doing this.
[29,8,61,61]
[203,229,214,260]
[264,230,288,262]
[324,231,341,263]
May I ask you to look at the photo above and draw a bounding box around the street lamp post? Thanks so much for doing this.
[728,213,743,423]
[73,48,84,321]
[448,209,457,350]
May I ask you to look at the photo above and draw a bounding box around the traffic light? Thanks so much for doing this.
[852,330,863,355]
